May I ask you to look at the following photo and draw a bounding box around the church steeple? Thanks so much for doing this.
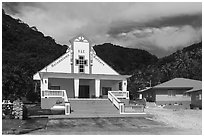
[70,34,92,74]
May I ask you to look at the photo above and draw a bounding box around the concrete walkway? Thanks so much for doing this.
[31,99,148,119]
[48,99,147,119]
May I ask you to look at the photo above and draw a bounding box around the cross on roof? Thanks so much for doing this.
[76,56,88,73]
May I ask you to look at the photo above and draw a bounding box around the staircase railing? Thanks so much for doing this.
[109,91,129,99]
[108,90,145,114]
[42,90,70,115]
[108,91,125,114]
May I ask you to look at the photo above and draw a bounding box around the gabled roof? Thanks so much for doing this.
[154,78,202,89]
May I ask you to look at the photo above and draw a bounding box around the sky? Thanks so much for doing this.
[3,2,202,57]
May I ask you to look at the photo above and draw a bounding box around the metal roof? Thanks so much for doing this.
[153,78,202,89]
[186,86,202,93]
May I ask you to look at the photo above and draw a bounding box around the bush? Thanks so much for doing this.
[2,103,13,118]
[26,91,40,103]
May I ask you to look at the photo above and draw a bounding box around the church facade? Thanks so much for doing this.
[33,35,130,109]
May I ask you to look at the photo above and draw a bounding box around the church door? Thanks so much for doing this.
[79,85,89,98]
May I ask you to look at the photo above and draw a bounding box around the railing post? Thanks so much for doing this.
[119,103,124,114]
[65,102,71,115]
[126,91,129,99]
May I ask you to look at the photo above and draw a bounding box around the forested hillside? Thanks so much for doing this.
[93,43,158,75]
[128,42,202,95]
[2,10,67,100]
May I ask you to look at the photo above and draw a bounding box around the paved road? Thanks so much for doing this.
[27,117,193,135]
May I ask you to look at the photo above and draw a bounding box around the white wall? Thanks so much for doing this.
[156,95,191,101]
[40,52,72,73]
[73,41,90,74]
[100,80,120,95]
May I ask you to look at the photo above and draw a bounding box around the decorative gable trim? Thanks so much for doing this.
[33,48,71,76]
[69,34,92,45]
[69,34,93,74]
[33,34,121,79]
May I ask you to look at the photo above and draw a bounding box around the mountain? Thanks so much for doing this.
[2,10,67,100]
[93,43,158,75]
[129,42,202,95]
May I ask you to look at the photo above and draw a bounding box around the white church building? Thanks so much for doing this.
[33,35,131,110]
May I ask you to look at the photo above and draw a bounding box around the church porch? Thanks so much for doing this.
[39,72,129,109]
[45,78,125,99]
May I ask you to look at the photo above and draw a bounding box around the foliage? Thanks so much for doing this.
[2,104,13,118]
[2,10,67,100]
[129,42,202,95]
[26,91,40,103]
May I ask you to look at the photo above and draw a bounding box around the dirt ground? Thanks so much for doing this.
[26,106,202,135]
[27,108,202,135]
[28,117,181,135]
[145,107,202,134]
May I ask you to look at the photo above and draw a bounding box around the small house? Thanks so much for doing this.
[139,78,202,108]
[186,86,202,109]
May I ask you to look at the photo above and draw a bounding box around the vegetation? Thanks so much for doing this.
[129,42,202,97]
[2,10,202,101]
[93,43,158,75]
[2,10,67,100]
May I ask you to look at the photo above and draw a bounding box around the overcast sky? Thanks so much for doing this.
[3,2,202,57]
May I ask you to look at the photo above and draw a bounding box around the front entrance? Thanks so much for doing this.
[79,85,89,98]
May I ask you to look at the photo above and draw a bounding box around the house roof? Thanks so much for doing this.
[153,78,202,89]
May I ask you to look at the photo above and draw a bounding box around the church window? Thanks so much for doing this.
[76,55,88,73]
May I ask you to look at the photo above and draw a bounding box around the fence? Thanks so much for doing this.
[109,91,129,99]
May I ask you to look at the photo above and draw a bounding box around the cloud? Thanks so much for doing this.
[107,26,201,51]
[2,2,202,57]
[108,14,202,36]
